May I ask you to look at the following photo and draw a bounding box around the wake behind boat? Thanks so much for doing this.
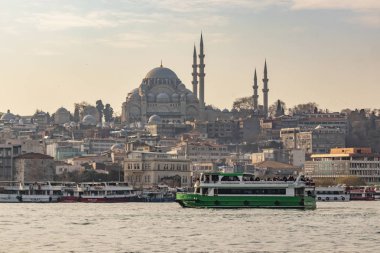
[176,172,316,209]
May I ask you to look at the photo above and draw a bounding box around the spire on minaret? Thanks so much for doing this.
[192,45,198,98]
[252,68,259,111]
[198,32,205,109]
[160,59,163,67]
[262,59,269,117]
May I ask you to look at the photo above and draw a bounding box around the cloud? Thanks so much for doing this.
[290,0,380,11]
[290,0,380,27]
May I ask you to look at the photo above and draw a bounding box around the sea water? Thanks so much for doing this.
[0,201,379,252]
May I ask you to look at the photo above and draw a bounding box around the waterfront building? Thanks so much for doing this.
[0,143,22,180]
[14,153,55,182]
[304,148,380,184]
[123,151,191,189]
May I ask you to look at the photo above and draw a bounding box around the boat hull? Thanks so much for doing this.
[61,195,144,203]
[176,193,316,210]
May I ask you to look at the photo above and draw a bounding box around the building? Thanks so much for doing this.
[145,115,191,138]
[46,141,84,160]
[82,138,124,155]
[14,153,55,182]
[251,148,305,167]
[123,151,191,189]
[170,141,230,163]
[304,148,380,184]
[121,34,233,125]
[0,143,22,180]
[280,127,345,154]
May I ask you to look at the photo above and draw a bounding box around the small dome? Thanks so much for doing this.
[56,107,69,114]
[222,109,229,113]
[186,93,195,102]
[147,93,155,102]
[178,84,186,91]
[172,93,180,102]
[1,110,16,121]
[148,114,162,125]
[82,115,97,126]
[145,66,178,80]
[156,93,170,103]
[111,143,125,151]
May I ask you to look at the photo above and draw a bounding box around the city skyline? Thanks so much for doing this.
[1,0,379,115]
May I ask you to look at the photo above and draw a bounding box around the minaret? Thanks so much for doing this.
[192,45,198,98]
[198,33,205,109]
[252,68,259,111]
[262,60,269,117]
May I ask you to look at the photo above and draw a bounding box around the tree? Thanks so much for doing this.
[104,103,114,122]
[96,100,104,123]
[268,99,286,118]
[232,96,253,111]
[289,102,319,115]
[336,176,365,186]
[73,104,80,122]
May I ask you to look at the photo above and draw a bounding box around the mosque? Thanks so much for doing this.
[121,34,270,125]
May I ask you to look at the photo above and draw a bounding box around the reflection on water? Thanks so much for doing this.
[0,202,379,252]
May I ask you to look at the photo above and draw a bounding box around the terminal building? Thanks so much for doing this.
[304,148,380,184]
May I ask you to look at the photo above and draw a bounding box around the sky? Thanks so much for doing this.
[0,0,379,116]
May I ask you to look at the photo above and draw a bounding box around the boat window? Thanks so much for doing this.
[218,188,286,195]
[202,188,208,195]
[211,175,219,182]
[221,176,240,182]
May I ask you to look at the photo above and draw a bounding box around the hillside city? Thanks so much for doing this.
[1,36,379,189]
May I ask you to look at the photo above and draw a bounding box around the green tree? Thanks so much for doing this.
[104,103,114,122]
[96,100,104,123]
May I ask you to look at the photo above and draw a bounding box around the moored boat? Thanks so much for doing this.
[315,186,350,202]
[61,182,142,203]
[176,172,316,209]
[0,181,63,203]
[348,186,376,201]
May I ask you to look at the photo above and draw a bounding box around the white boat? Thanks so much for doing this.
[315,186,350,202]
[62,182,141,203]
[0,181,64,203]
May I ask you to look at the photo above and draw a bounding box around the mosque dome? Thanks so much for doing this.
[56,107,69,114]
[145,66,178,80]
[186,93,195,102]
[147,93,155,102]
[1,110,16,121]
[111,143,126,153]
[82,115,97,126]
[156,93,170,103]
[148,114,162,125]
[172,93,180,102]
[55,107,70,125]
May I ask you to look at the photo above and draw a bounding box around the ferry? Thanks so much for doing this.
[315,186,350,202]
[61,182,142,203]
[0,181,63,203]
[348,186,376,201]
[176,172,316,209]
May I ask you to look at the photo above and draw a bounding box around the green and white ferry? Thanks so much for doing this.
[176,172,316,209]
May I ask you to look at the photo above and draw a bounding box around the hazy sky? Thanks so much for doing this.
[1,0,379,116]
